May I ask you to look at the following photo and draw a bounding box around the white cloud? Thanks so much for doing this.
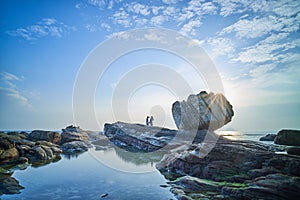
[220,16,282,38]
[213,0,249,17]
[85,24,98,32]
[126,3,150,16]
[188,39,205,47]
[113,9,132,27]
[101,22,111,31]
[179,20,202,36]
[235,37,300,63]
[201,2,218,15]
[207,37,235,57]
[249,0,300,17]
[6,18,75,40]
[0,72,33,109]
[249,64,276,78]
[150,15,166,26]
[162,0,178,4]
[152,6,164,15]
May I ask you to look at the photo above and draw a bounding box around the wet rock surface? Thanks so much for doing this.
[104,122,178,152]
[29,130,61,144]
[59,125,95,154]
[0,172,24,195]
[61,141,89,154]
[156,139,300,199]
[0,125,105,196]
[172,91,234,131]
[104,122,219,153]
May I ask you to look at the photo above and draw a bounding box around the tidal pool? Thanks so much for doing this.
[2,147,174,200]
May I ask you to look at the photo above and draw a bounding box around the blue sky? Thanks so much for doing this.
[0,0,299,131]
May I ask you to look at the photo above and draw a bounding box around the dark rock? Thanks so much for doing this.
[101,193,108,198]
[0,147,19,164]
[29,130,61,144]
[15,139,35,147]
[104,122,218,153]
[259,134,276,141]
[0,135,19,165]
[169,176,220,192]
[247,167,279,179]
[159,184,169,188]
[221,174,300,200]
[61,141,89,154]
[172,91,234,131]
[63,125,84,133]
[0,174,24,195]
[61,126,90,145]
[287,147,300,155]
[27,145,61,161]
[156,140,286,181]
[274,129,300,146]
[156,139,300,199]
[104,122,177,152]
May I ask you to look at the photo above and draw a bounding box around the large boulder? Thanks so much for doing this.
[104,122,177,152]
[172,91,234,131]
[274,129,300,146]
[29,130,61,144]
[104,122,219,152]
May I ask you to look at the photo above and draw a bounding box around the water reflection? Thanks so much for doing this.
[114,146,165,166]
[2,149,174,200]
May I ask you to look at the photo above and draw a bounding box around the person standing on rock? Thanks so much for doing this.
[146,116,150,126]
[149,116,154,126]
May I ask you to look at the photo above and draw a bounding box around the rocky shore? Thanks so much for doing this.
[1,91,300,199]
[102,92,300,199]
[103,121,300,199]
[0,125,105,195]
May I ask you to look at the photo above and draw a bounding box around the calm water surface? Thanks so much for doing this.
[2,148,174,200]
[2,130,277,199]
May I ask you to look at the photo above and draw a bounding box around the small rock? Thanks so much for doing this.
[101,193,108,198]
[160,184,169,188]
[259,134,276,141]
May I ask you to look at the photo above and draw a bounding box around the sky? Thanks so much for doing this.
[0,0,299,131]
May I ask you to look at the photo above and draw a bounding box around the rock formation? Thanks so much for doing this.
[104,122,178,152]
[172,91,234,131]
[60,125,92,154]
[156,139,300,199]
[29,130,61,144]
[274,129,300,146]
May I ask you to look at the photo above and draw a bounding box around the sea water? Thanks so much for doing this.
[1,130,276,199]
